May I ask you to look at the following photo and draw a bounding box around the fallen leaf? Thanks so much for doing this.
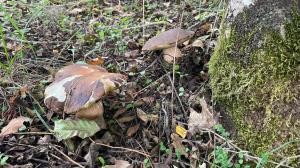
[113,108,127,118]
[175,125,187,138]
[68,8,84,15]
[114,4,124,13]
[183,40,190,46]
[87,57,105,65]
[188,98,217,136]
[0,116,31,139]
[54,119,101,141]
[117,115,136,123]
[124,50,139,58]
[127,41,139,50]
[136,108,158,123]
[127,124,140,137]
[192,39,204,49]
[198,22,212,35]
[104,160,133,168]
[171,133,188,157]
[19,85,28,98]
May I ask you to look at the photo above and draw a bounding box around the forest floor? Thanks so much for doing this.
[0,0,267,167]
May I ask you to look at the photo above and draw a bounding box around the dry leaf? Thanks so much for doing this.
[127,124,140,137]
[115,4,124,13]
[87,57,104,65]
[192,39,204,49]
[68,8,84,15]
[136,108,158,123]
[0,116,31,138]
[188,98,216,136]
[175,125,187,138]
[124,50,139,58]
[113,108,127,118]
[104,160,133,168]
[117,115,136,123]
[19,86,28,98]
[171,133,188,157]
[183,40,190,46]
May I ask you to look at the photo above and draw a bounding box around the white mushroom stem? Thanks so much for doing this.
[162,46,182,64]
[76,101,106,129]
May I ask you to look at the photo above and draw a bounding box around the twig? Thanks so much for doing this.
[89,138,151,157]
[166,74,187,119]
[51,145,85,168]
[13,132,53,135]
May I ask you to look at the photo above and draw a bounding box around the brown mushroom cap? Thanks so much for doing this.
[142,28,194,51]
[44,64,127,116]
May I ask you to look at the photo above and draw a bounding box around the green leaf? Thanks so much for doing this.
[98,156,106,166]
[54,119,101,141]
[175,149,181,160]
[0,155,8,166]
[159,142,167,152]
[143,158,151,168]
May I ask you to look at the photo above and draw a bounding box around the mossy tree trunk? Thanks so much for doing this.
[209,0,300,165]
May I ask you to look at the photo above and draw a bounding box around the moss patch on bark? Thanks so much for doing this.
[209,3,300,164]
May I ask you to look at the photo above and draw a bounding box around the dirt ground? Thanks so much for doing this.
[0,1,249,167]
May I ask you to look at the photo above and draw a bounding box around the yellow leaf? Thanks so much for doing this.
[176,125,187,139]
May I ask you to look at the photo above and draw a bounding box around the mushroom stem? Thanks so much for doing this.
[163,46,182,64]
[75,101,107,129]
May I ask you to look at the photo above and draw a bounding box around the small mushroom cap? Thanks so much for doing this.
[44,64,127,114]
[163,47,182,64]
[142,28,194,51]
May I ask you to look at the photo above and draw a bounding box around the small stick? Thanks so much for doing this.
[13,132,53,135]
[89,138,151,158]
[52,145,85,168]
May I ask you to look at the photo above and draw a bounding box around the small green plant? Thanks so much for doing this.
[58,15,71,32]
[213,124,230,139]
[143,158,151,168]
[97,156,106,167]
[234,152,251,168]
[0,2,29,76]
[178,87,185,97]
[213,146,233,168]
[159,142,171,154]
[0,153,8,166]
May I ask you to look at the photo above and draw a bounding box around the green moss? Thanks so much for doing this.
[209,9,300,164]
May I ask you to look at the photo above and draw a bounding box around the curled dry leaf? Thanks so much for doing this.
[192,39,204,49]
[0,116,31,139]
[68,8,85,15]
[171,133,188,157]
[117,115,136,123]
[188,98,217,136]
[136,108,158,123]
[126,123,140,137]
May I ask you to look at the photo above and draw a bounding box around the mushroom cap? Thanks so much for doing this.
[44,64,127,114]
[142,28,194,51]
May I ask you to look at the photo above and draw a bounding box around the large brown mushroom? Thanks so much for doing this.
[142,28,194,64]
[44,64,127,126]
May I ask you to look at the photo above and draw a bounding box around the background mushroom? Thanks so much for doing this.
[44,64,127,126]
[142,28,194,64]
